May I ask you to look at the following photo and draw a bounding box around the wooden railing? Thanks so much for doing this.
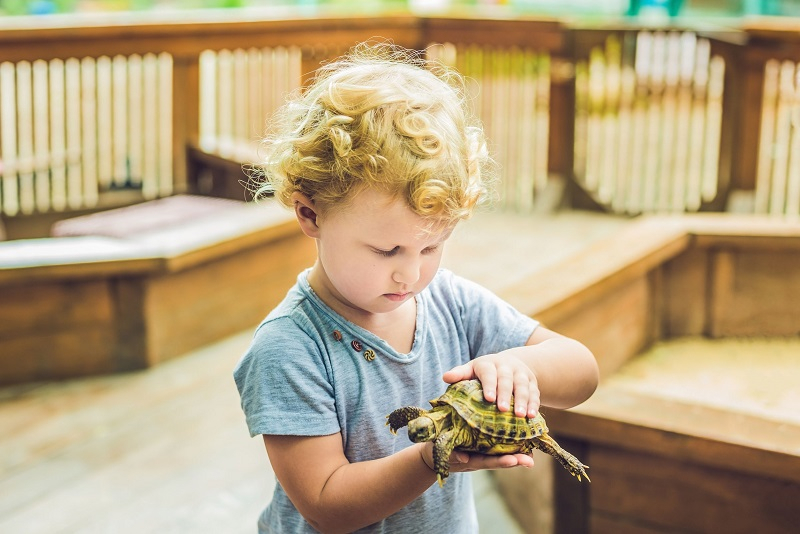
[755,56,800,215]
[0,10,798,229]
[0,52,174,216]
[747,21,800,217]
[573,31,727,214]
[190,15,568,211]
[199,42,554,212]
[428,43,553,212]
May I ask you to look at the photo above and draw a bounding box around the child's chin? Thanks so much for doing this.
[383,292,411,303]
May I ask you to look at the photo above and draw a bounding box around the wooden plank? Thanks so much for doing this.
[15,60,34,215]
[0,280,116,384]
[709,248,800,336]
[0,333,250,474]
[0,15,423,63]
[1,61,20,216]
[682,212,800,239]
[685,37,710,211]
[701,54,725,203]
[706,247,735,338]
[1,197,313,383]
[0,326,117,384]
[81,56,99,206]
[552,437,590,534]
[734,45,769,193]
[157,52,174,197]
[143,231,314,365]
[0,279,113,335]
[96,55,114,191]
[662,247,708,336]
[111,55,128,190]
[441,210,629,297]
[111,276,149,372]
[785,60,800,216]
[548,387,800,484]
[127,54,144,191]
[590,513,661,534]
[589,444,800,533]
[670,32,695,211]
[0,202,302,284]
[422,17,565,51]
[500,217,690,323]
[0,331,272,534]
[546,273,655,380]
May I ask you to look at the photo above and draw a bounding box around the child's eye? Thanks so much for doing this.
[422,245,440,255]
[374,247,399,257]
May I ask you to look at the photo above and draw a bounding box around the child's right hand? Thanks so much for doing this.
[419,441,535,477]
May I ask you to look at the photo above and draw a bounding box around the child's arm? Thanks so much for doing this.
[262,432,532,534]
[442,326,599,418]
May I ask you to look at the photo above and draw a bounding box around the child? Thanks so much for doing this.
[234,41,599,534]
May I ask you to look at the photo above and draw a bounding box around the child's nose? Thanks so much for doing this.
[392,260,420,285]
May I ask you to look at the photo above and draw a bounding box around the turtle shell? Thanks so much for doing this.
[432,379,547,441]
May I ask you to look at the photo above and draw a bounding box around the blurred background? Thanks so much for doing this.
[0,1,798,533]
[1,0,800,18]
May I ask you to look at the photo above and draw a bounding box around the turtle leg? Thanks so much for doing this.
[386,406,427,434]
[532,435,591,482]
[432,428,459,487]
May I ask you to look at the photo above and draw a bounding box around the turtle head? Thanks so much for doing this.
[407,415,437,443]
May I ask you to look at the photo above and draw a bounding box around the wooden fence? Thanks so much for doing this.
[0,11,798,227]
[573,31,726,214]
[0,52,174,216]
[755,57,800,216]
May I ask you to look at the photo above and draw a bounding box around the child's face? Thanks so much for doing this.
[313,189,453,317]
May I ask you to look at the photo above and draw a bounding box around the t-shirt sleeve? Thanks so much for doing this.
[446,271,539,358]
[233,315,340,438]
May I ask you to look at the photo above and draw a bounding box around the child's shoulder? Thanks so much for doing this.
[264,282,309,321]
[256,272,326,336]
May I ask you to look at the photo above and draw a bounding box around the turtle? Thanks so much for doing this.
[386,379,590,486]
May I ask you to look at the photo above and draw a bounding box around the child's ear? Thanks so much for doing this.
[291,192,320,238]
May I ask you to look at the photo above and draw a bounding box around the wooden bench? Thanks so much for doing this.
[474,214,800,534]
[0,195,315,385]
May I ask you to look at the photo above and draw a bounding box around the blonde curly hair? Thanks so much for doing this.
[252,41,494,224]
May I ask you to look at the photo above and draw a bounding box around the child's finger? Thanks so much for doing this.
[456,452,534,472]
[452,451,470,464]
[525,381,541,418]
[474,365,498,403]
[512,453,535,468]
[511,375,531,417]
[441,362,475,384]
[494,370,514,412]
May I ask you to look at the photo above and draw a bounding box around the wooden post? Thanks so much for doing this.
[553,436,591,534]
[172,55,198,195]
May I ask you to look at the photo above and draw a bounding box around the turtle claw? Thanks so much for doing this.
[577,466,590,483]
[567,461,590,482]
[385,416,399,435]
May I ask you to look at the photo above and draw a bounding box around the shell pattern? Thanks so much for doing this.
[386,379,590,486]
[433,378,546,444]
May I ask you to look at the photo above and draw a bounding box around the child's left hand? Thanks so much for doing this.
[442,352,540,418]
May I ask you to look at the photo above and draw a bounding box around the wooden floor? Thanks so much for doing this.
[0,330,271,534]
[0,210,628,534]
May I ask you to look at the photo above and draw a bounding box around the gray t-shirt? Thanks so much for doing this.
[234,268,538,533]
